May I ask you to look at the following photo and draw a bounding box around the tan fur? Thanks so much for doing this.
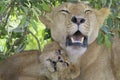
[40,2,120,80]
[0,43,79,80]
[43,42,80,79]
[0,2,120,80]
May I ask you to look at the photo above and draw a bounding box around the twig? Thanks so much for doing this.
[28,30,41,53]
[108,0,112,8]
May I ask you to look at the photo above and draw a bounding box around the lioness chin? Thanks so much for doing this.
[0,2,120,80]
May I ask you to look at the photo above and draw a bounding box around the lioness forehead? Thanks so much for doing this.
[56,2,91,12]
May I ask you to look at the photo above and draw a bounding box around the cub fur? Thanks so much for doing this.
[0,47,78,80]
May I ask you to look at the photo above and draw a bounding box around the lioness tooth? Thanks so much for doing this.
[71,37,74,42]
[80,37,84,43]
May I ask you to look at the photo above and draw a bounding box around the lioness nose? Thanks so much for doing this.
[71,16,85,25]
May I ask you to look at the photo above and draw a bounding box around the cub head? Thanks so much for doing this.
[40,2,110,62]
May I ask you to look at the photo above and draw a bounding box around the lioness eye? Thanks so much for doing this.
[60,10,70,14]
[85,10,92,14]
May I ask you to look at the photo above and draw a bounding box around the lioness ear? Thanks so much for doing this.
[96,8,110,27]
[39,14,52,29]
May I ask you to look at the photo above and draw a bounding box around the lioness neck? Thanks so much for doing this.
[66,47,87,64]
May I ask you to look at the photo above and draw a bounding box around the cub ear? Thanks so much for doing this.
[39,14,52,29]
[96,8,110,27]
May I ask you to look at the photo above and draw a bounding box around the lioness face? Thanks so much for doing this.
[41,2,110,62]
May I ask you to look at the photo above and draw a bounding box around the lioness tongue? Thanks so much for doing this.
[71,35,84,43]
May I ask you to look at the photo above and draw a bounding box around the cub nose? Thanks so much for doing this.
[71,16,85,25]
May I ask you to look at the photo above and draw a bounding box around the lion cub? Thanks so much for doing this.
[0,42,80,80]
[43,42,80,80]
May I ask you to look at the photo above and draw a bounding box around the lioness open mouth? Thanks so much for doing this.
[66,31,88,47]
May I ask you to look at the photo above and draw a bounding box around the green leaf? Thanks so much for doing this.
[118,31,120,38]
[19,15,27,27]
[30,19,38,32]
[101,25,109,34]
[15,43,26,53]
[0,2,6,14]
[104,35,111,48]
[107,17,113,28]
[41,2,50,12]
[21,6,28,14]
[117,16,120,19]
[12,27,23,32]
[31,7,39,19]
[97,32,104,45]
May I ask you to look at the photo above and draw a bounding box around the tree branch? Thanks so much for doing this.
[28,30,41,53]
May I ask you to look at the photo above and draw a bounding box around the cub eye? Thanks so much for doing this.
[85,10,92,14]
[60,10,70,14]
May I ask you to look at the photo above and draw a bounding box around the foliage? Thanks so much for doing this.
[0,0,120,59]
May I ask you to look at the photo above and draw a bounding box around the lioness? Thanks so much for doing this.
[41,2,120,80]
[0,2,120,80]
